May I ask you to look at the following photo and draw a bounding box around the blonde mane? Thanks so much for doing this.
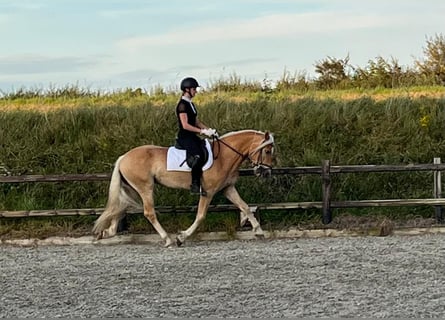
[219,130,274,152]
[220,129,264,139]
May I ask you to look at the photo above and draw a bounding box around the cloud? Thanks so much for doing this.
[0,1,46,12]
[117,11,399,51]
[117,68,168,80]
[116,57,275,80]
[0,13,9,23]
[99,6,176,19]
[0,55,103,75]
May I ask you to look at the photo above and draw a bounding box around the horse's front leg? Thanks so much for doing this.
[176,195,212,246]
[223,185,264,237]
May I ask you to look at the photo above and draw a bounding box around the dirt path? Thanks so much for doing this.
[1,234,444,317]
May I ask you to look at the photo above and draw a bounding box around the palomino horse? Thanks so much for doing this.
[92,129,275,247]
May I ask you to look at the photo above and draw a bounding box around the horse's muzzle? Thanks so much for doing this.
[254,165,272,178]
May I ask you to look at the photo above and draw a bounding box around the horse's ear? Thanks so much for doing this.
[264,131,270,140]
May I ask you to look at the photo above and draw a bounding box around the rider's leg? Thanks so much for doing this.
[190,160,205,195]
[187,140,206,195]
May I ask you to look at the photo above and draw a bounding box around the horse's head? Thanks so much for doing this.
[216,130,275,177]
[249,131,274,177]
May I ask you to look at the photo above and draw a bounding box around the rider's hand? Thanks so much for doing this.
[200,128,217,137]
[208,128,218,137]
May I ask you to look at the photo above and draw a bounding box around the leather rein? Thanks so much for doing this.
[210,135,273,168]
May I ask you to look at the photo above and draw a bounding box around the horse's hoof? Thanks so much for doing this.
[176,232,186,247]
[240,215,248,227]
[254,228,265,239]
[95,231,106,240]
[255,233,265,240]
[164,237,174,248]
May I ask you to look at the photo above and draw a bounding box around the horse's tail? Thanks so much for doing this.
[92,155,140,238]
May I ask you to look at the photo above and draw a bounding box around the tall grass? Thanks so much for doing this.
[1,85,445,236]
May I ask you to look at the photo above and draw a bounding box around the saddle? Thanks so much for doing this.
[166,139,213,172]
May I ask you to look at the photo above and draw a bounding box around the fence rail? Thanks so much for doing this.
[3,163,445,183]
[1,160,444,223]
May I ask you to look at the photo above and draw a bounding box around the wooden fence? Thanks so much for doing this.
[1,159,445,223]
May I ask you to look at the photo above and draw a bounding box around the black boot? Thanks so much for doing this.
[190,180,207,196]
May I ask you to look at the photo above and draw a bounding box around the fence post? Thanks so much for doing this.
[322,159,332,224]
[433,157,443,223]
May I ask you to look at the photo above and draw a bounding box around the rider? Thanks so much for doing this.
[176,77,217,195]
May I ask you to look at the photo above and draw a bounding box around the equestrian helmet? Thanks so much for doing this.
[180,77,200,91]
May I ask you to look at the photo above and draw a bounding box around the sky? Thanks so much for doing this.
[0,0,444,93]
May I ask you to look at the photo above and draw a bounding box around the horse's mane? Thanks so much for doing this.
[219,129,264,139]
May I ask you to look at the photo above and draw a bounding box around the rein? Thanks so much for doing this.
[212,137,245,160]
[211,134,273,167]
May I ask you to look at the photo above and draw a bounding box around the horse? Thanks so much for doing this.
[92,129,275,247]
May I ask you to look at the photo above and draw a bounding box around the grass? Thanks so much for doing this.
[1,84,445,239]
[2,85,444,111]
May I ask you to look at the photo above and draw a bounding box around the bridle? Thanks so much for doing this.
[211,134,274,169]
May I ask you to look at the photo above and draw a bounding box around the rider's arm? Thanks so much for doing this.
[195,119,208,130]
[179,113,203,133]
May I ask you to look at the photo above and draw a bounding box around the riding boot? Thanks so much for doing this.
[190,180,201,195]
[190,180,207,196]
[190,167,207,196]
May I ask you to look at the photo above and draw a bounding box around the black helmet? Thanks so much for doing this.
[180,77,200,91]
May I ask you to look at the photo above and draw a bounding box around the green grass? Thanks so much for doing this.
[1,85,445,238]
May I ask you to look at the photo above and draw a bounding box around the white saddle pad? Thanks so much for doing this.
[166,139,213,172]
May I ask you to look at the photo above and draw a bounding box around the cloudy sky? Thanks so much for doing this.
[0,0,443,93]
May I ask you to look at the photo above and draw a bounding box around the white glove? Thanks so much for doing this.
[200,128,217,137]
[209,128,218,137]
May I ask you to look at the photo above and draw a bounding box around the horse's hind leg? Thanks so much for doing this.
[100,209,126,239]
[223,185,264,237]
[103,214,127,238]
[140,190,173,247]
